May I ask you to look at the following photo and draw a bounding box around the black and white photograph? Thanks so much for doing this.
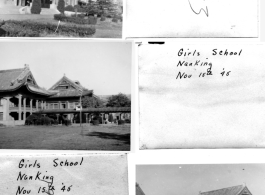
[0,40,132,150]
[0,0,123,38]
[136,164,265,195]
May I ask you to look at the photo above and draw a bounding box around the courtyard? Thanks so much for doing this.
[0,124,130,150]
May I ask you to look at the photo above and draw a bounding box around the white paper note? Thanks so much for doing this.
[125,0,259,38]
[139,43,265,149]
[0,154,128,195]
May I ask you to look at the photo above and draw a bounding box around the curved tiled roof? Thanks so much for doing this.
[48,75,93,98]
[136,183,145,195]
[0,66,95,98]
[49,75,87,91]
[26,85,57,96]
[200,185,251,195]
[48,89,93,98]
[0,68,27,91]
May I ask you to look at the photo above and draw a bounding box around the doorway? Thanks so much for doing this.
[41,0,51,8]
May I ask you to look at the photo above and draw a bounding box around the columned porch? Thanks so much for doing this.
[0,95,47,126]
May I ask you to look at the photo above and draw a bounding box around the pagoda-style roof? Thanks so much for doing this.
[200,185,252,195]
[136,183,145,195]
[0,67,28,91]
[48,75,93,98]
[0,65,55,96]
[26,84,57,96]
[0,66,94,98]
[48,89,93,98]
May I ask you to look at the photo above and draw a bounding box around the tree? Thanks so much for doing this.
[57,0,65,14]
[106,93,131,107]
[31,0,41,14]
[81,96,103,108]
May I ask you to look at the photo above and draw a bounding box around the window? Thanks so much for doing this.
[69,103,75,109]
[48,103,53,109]
[54,104,59,109]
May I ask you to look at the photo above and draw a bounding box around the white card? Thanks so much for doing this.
[0,154,128,195]
[139,43,265,148]
[125,0,259,38]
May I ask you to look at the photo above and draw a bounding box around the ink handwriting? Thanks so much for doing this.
[15,157,83,195]
[188,0,209,17]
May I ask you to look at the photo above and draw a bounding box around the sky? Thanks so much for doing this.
[0,40,132,95]
[136,164,265,195]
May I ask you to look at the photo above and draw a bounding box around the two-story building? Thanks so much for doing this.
[0,65,93,125]
[0,65,130,126]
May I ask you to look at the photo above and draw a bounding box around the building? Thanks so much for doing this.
[200,185,252,195]
[136,183,145,195]
[0,65,130,126]
[4,0,120,9]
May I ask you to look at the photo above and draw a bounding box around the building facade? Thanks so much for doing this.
[3,0,121,9]
[0,65,130,126]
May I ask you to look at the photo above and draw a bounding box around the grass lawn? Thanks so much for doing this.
[0,14,122,38]
[0,124,130,150]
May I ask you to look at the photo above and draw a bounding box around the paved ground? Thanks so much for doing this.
[0,124,130,150]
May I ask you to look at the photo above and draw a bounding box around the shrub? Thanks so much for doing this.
[2,20,96,37]
[54,13,68,21]
[48,114,57,121]
[57,0,65,14]
[0,28,6,37]
[54,120,59,125]
[74,4,86,12]
[100,16,106,21]
[25,114,58,126]
[42,116,52,125]
[88,16,97,25]
[31,0,41,14]
[112,18,118,23]
[92,120,99,125]
[25,114,41,125]
[65,5,75,12]
[118,120,125,125]
[35,118,42,125]
[76,14,86,18]
[64,119,72,126]
[54,14,96,25]
[125,119,131,124]
[50,118,55,124]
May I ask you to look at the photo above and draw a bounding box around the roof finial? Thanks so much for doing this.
[243,182,246,187]
[64,73,66,77]
[24,64,29,69]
